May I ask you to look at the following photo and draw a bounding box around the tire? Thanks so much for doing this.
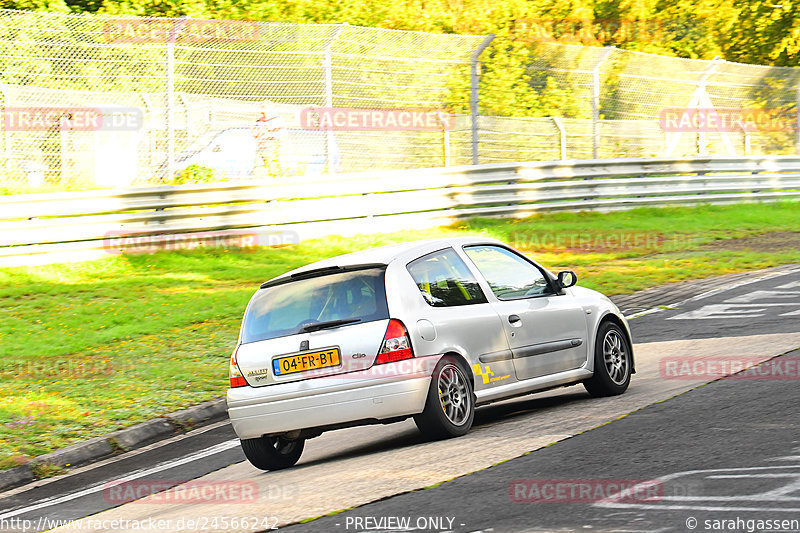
[584,321,632,397]
[240,435,305,471]
[414,356,475,440]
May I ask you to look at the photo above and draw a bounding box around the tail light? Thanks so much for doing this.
[229,346,247,388]
[376,319,414,364]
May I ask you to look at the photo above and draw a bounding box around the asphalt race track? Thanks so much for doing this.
[285,348,800,533]
[630,269,800,342]
[1,267,799,533]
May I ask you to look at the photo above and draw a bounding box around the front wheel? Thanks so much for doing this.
[584,322,632,397]
[414,356,475,440]
[240,435,304,471]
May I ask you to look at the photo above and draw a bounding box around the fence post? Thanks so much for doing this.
[165,17,189,182]
[796,82,800,154]
[591,46,615,159]
[552,116,567,160]
[322,23,347,174]
[737,121,750,156]
[165,43,175,181]
[438,112,452,166]
[0,84,7,163]
[178,93,192,139]
[697,56,725,156]
[470,34,495,165]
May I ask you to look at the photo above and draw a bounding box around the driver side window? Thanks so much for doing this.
[464,245,553,300]
[407,248,488,307]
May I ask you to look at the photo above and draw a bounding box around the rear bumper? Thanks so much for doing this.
[227,357,438,439]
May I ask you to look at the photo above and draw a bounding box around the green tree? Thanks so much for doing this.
[723,0,800,67]
[0,0,68,11]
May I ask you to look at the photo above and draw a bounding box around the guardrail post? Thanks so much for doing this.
[737,121,750,156]
[552,116,567,160]
[591,47,615,159]
[470,34,495,165]
[165,17,189,182]
[322,23,347,174]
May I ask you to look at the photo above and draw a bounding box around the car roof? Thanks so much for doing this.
[267,236,505,284]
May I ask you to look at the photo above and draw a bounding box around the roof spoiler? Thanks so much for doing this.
[260,262,387,289]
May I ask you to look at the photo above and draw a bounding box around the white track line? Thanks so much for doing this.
[0,420,233,500]
[0,439,240,520]
[625,265,800,319]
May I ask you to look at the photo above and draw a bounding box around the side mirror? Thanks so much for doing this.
[557,270,578,289]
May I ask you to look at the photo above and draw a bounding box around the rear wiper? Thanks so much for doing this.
[300,318,361,333]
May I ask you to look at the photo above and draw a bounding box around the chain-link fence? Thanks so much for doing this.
[478,39,800,162]
[1,9,799,193]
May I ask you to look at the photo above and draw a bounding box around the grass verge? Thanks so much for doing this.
[1,202,800,468]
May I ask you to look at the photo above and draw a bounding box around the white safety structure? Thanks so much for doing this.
[2,156,800,267]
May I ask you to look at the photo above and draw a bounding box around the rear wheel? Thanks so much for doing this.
[240,435,304,471]
[414,356,475,439]
[584,322,632,397]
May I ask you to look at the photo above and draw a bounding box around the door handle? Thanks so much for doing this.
[508,314,521,324]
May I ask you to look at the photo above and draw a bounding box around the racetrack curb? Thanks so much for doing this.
[0,398,227,493]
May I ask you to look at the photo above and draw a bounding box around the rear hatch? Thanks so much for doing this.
[236,265,390,387]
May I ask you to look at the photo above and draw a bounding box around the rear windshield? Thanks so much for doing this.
[241,268,389,343]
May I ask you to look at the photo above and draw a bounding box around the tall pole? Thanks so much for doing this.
[697,56,722,157]
[165,16,189,181]
[591,46,615,159]
[470,34,495,165]
[322,23,346,174]
[166,43,175,181]
[438,111,452,166]
[796,82,800,154]
[0,86,7,163]
[552,116,567,160]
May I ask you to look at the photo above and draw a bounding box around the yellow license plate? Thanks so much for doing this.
[273,347,341,376]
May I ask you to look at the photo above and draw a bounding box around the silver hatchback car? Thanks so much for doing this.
[227,237,634,470]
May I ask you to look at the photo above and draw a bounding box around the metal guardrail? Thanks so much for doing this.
[2,155,800,267]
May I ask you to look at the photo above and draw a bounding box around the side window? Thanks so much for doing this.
[407,248,488,307]
[464,245,554,300]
